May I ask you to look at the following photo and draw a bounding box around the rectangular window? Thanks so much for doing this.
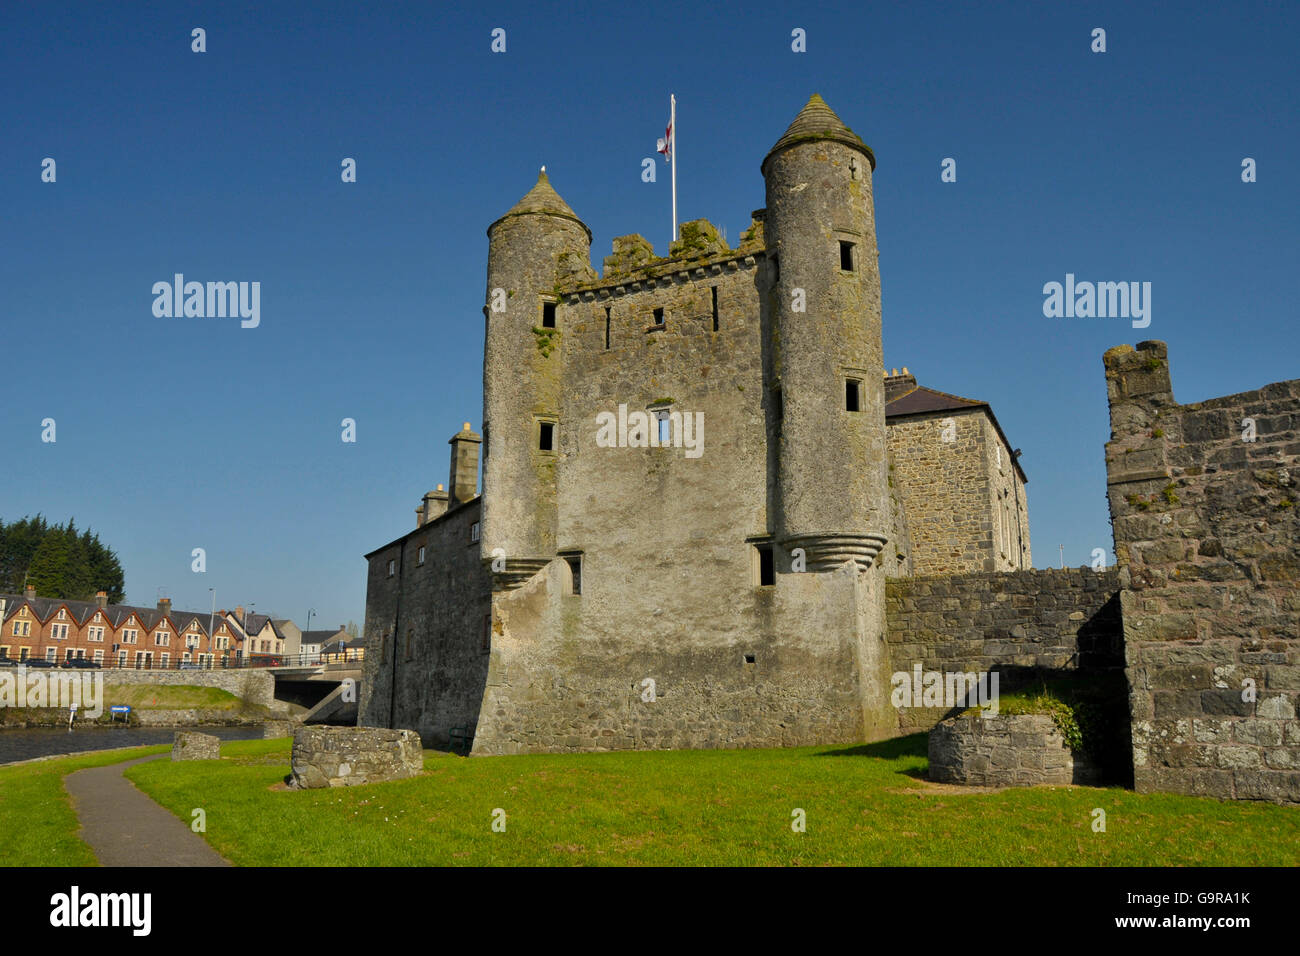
[839,240,855,272]
[653,307,664,327]
[387,559,396,577]
[20,647,30,661]
[563,554,583,596]
[122,628,137,644]
[656,411,670,444]
[470,521,481,543]
[542,301,557,328]
[604,307,611,349]
[0,646,7,660]
[539,421,555,451]
[93,649,104,663]
[46,648,57,663]
[117,650,126,667]
[711,286,719,331]
[417,545,426,566]
[88,626,104,642]
[845,378,861,412]
[155,631,169,646]
[160,652,170,668]
[755,543,775,587]
[51,623,68,640]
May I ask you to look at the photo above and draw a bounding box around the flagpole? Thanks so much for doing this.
[670,93,677,243]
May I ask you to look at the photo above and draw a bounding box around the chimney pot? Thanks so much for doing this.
[24,585,35,600]
[95,591,108,609]
[447,423,483,505]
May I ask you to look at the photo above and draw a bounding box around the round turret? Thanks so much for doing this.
[763,95,889,571]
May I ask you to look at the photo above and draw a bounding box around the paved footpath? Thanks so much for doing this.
[64,755,231,867]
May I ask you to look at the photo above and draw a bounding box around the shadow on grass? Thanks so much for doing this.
[817,733,928,761]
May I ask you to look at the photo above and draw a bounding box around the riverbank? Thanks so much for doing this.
[0,725,270,765]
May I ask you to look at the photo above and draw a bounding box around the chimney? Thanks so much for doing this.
[157,597,172,616]
[448,423,483,505]
[235,605,244,623]
[23,585,35,600]
[95,591,108,609]
[884,366,918,404]
[419,484,450,527]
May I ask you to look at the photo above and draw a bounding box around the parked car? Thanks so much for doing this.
[0,657,17,667]
[23,658,54,668]
[65,658,101,669]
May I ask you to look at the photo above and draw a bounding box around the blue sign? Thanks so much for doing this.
[110,705,131,715]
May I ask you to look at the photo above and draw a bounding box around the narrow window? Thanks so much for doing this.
[839,241,855,272]
[481,615,492,651]
[653,307,664,327]
[711,286,719,331]
[656,410,670,444]
[604,307,611,349]
[470,520,481,543]
[564,554,582,596]
[417,545,426,566]
[542,301,557,329]
[744,654,756,664]
[387,559,396,577]
[539,422,555,451]
[845,378,861,412]
[755,543,775,587]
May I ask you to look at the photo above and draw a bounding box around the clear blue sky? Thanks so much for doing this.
[2,1,1296,629]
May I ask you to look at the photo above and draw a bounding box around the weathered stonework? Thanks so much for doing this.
[103,670,275,708]
[171,731,220,761]
[1105,340,1300,804]
[358,96,1029,759]
[886,568,1123,733]
[289,727,423,788]
[929,714,1099,787]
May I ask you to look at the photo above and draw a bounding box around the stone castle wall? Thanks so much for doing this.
[885,568,1123,733]
[359,499,492,749]
[1105,340,1300,804]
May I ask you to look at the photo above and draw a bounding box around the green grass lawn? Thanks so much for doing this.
[101,684,247,711]
[118,735,1300,866]
[0,745,169,866]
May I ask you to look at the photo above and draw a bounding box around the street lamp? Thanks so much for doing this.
[305,608,315,665]
[208,588,215,670]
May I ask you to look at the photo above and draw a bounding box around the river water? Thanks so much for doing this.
[0,726,269,765]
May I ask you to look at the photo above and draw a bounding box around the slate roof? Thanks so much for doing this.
[0,594,242,637]
[884,381,1028,483]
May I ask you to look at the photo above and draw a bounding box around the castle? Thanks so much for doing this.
[358,95,1299,805]
[359,94,1031,754]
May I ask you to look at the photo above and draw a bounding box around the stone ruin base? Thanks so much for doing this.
[262,718,298,739]
[172,731,221,761]
[929,713,1099,787]
[289,726,423,788]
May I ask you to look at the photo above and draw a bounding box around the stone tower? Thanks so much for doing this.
[481,169,594,587]
[762,94,890,571]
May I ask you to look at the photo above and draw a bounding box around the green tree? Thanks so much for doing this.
[0,516,125,601]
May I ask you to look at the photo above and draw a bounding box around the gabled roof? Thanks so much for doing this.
[885,383,1028,483]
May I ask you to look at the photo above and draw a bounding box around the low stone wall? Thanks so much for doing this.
[172,731,220,761]
[929,714,1098,787]
[102,670,275,708]
[134,709,267,727]
[290,727,423,788]
[886,568,1123,732]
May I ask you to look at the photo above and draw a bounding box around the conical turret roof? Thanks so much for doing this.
[762,93,876,173]
[489,168,591,240]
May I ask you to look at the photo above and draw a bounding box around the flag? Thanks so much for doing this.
[657,119,673,164]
